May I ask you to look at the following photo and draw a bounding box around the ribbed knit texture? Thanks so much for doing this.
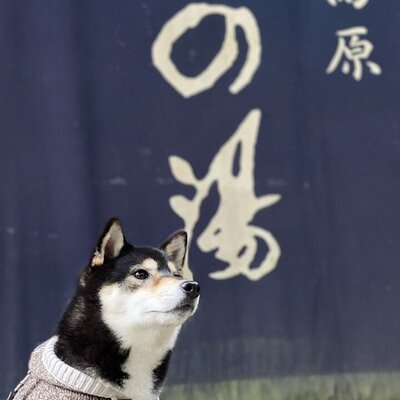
[10,337,162,400]
[42,337,126,399]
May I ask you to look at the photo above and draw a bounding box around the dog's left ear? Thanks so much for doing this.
[160,231,187,271]
[91,218,125,267]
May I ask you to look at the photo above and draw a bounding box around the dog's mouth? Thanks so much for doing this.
[172,302,194,313]
[147,301,195,315]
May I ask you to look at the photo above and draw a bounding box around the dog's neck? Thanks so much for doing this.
[55,294,180,400]
[118,325,181,400]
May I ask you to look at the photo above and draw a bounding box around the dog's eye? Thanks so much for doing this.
[133,269,149,280]
[173,273,182,278]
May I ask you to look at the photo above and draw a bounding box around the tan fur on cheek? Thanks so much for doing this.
[123,276,141,291]
[98,283,120,303]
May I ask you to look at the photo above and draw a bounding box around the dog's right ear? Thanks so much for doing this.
[90,218,125,267]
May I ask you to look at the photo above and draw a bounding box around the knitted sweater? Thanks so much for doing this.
[9,337,132,400]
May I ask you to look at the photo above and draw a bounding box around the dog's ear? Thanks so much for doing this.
[91,218,125,267]
[160,231,187,271]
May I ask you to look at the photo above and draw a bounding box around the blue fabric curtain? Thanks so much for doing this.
[1,1,400,399]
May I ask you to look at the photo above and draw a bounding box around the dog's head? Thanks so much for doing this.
[79,218,200,334]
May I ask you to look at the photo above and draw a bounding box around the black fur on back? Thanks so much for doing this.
[55,242,174,389]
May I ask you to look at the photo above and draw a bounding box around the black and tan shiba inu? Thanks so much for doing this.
[9,218,200,400]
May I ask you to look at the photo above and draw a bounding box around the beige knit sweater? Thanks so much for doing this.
[9,337,132,400]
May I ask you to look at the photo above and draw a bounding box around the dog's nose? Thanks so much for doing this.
[180,281,200,299]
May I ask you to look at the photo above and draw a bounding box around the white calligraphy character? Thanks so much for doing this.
[326,27,382,81]
[152,3,261,98]
[327,0,369,10]
[169,109,281,281]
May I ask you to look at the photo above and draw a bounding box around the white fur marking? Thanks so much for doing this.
[141,258,159,273]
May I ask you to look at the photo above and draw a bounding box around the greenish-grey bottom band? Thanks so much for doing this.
[163,372,400,400]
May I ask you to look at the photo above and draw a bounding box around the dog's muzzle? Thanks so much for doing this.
[180,281,200,299]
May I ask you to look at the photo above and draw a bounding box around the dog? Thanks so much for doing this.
[9,218,200,400]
